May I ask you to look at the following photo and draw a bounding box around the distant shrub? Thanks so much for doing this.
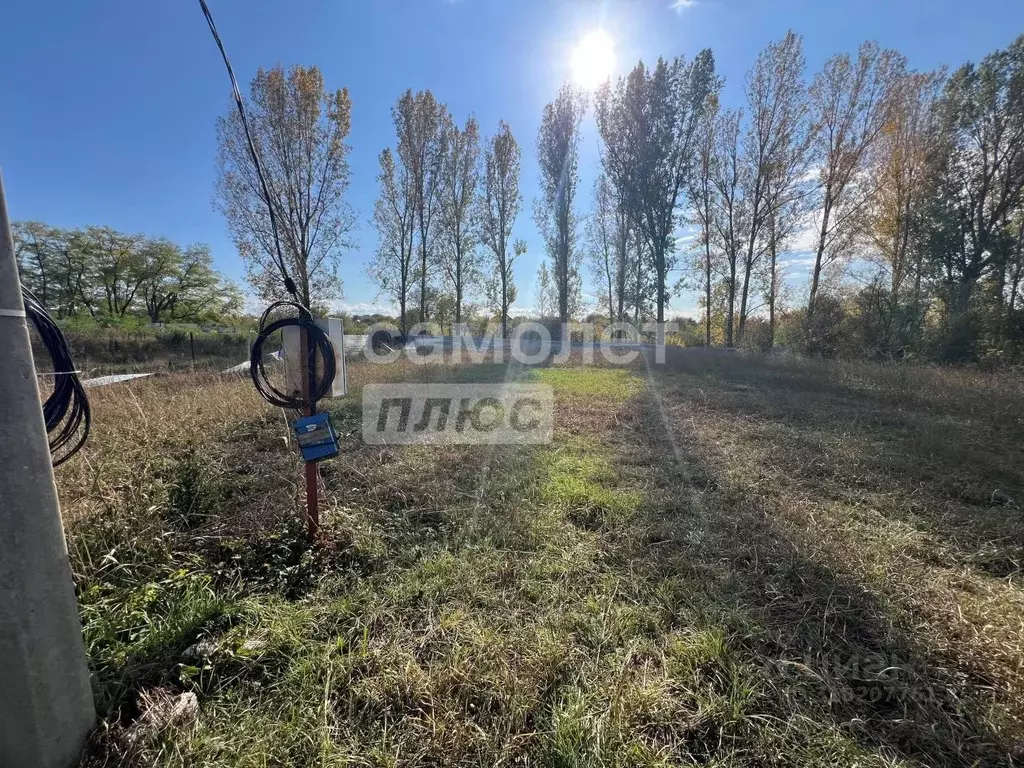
[32,322,257,373]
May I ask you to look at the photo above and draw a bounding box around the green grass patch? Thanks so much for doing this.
[68,355,1024,767]
[535,367,644,401]
[540,441,643,531]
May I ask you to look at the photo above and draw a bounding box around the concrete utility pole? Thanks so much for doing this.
[0,174,95,767]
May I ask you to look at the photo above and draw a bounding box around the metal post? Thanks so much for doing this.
[299,322,319,538]
[0,174,95,767]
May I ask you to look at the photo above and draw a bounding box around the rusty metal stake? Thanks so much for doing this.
[299,323,319,539]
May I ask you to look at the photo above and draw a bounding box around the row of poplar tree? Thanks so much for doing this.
[367,33,1024,361]
[13,223,242,323]
[674,32,1024,361]
[367,93,525,340]
[209,36,1023,361]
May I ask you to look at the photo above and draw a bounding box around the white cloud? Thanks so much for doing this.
[671,0,697,9]
[508,305,538,318]
[667,305,703,320]
[784,209,823,253]
[331,301,398,316]
[798,168,820,184]
[779,256,816,267]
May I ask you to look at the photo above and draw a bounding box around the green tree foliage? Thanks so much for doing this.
[535,260,557,320]
[355,33,1024,363]
[139,242,242,323]
[736,31,813,343]
[805,43,906,332]
[535,84,587,325]
[216,64,353,308]
[589,174,634,325]
[13,223,241,323]
[919,35,1024,360]
[368,147,418,338]
[668,32,1024,362]
[596,50,719,336]
[863,70,944,358]
[393,90,448,322]
[14,221,96,316]
[478,122,525,338]
[436,114,482,327]
[709,108,744,347]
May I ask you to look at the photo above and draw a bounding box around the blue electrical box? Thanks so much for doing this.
[293,412,340,462]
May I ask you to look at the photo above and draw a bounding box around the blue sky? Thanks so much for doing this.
[3,0,1023,317]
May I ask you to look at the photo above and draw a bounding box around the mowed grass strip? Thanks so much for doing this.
[68,355,1023,766]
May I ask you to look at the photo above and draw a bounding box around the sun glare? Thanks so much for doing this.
[571,30,615,90]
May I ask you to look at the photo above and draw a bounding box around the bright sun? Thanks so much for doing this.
[571,30,615,89]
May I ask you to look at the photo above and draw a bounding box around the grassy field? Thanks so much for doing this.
[64,350,1024,767]
[31,326,255,376]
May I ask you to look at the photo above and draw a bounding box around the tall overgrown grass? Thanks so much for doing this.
[63,353,1024,766]
[32,325,257,375]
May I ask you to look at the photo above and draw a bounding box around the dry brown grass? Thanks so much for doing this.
[63,350,1024,767]
[642,349,1024,762]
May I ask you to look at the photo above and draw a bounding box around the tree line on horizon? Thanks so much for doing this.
[359,29,1023,361]
[172,32,1024,360]
[587,32,1023,361]
[673,32,1024,361]
[13,222,242,325]
[367,93,528,339]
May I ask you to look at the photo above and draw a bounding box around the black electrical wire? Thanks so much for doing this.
[250,301,336,409]
[22,287,90,466]
[197,0,295,298]
[197,0,335,407]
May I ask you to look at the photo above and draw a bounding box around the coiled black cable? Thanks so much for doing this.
[22,287,90,466]
[250,301,336,409]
